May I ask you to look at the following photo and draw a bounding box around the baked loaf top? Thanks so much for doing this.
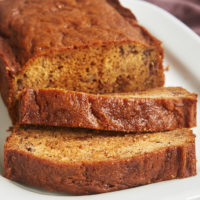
[18,87,197,132]
[4,127,196,194]
[0,0,164,123]
[0,0,160,66]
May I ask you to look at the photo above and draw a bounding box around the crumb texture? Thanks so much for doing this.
[0,0,164,123]
[4,128,196,194]
[4,127,195,162]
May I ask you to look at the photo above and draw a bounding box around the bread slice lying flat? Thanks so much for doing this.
[18,87,197,132]
[4,127,196,194]
[0,0,164,123]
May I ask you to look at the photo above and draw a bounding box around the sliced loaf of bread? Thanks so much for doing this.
[4,127,196,194]
[0,0,164,123]
[18,87,197,132]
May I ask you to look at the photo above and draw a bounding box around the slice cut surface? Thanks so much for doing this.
[0,0,164,123]
[4,127,196,194]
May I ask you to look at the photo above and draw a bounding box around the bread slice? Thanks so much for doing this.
[18,87,197,132]
[0,0,164,123]
[4,127,196,194]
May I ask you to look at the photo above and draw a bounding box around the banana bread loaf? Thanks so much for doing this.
[4,127,196,194]
[18,87,197,132]
[0,0,164,122]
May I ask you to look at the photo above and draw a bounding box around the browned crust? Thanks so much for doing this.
[4,141,196,195]
[0,0,164,124]
[18,88,197,132]
[104,0,164,55]
[0,37,19,121]
[106,0,137,22]
[0,0,163,65]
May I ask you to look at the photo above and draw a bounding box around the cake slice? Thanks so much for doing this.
[18,87,197,132]
[4,127,196,194]
[0,0,164,123]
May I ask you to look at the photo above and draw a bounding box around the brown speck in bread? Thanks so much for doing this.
[16,79,23,90]
[58,66,63,70]
[149,61,156,75]
[25,146,34,153]
[4,127,196,194]
[119,46,125,55]
[0,0,164,123]
[144,49,154,57]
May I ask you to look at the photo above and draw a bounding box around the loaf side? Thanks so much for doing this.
[18,87,197,132]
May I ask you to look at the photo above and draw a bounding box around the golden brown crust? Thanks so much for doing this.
[0,0,163,76]
[106,0,137,24]
[4,142,196,194]
[0,0,164,123]
[0,37,19,121]
[0,0,162,65]
[18,87,197,132]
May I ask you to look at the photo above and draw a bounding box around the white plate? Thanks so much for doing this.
[0,0,200,199]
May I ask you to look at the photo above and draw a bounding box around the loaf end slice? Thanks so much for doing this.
[18,87,197,132]
[4,127,196,194]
